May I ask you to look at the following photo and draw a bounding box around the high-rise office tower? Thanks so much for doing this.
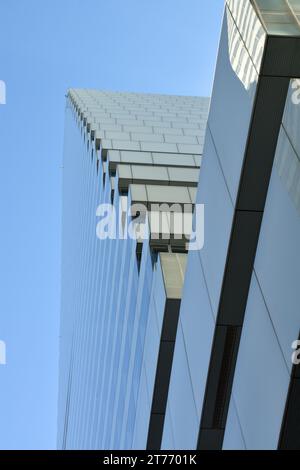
[58,0,300,451]
[164,0,300,451]
[58,89,209,449]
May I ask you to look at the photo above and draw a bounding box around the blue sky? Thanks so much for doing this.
[0,0,224,449]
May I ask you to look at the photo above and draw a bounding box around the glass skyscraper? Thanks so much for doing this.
[58,0,300,450]
[58,89,209,449]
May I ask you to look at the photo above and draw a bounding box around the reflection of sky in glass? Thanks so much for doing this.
[227,0,266,71]
[252,0,300,35]
[226,1,265,90]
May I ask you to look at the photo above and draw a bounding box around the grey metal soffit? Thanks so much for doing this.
[197,35,300,450]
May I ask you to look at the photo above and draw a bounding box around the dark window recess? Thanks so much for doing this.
[91,148,94,161]
[110,189,115,204]
[136,242,143,273]
[96,159,99,175]
[197,325,241,450]
[213,326,239,428]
